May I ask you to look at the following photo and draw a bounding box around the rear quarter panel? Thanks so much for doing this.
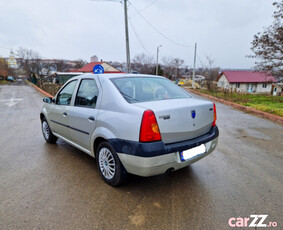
[94,76,145,142]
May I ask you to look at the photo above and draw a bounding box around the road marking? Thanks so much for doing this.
[0,98,23,107]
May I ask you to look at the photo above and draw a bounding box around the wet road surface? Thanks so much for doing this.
[1,82,282,229]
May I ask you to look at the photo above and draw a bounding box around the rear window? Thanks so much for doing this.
[111,77,191,103]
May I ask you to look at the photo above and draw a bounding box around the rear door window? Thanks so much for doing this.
[75,79,99,108]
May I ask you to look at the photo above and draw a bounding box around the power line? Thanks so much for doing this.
[129,18,150,54]
[128,1,192,48]
[197,55,205,67]
[131,0,160,17]
[0,45,10,50]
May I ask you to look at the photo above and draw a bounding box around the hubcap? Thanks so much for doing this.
[98,148,116,180]
[42,121,50,140]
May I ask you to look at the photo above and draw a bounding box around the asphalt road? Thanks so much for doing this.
[1,82,282,230]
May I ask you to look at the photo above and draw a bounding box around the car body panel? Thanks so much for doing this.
[68,106,99,149]
[47,104,70,139]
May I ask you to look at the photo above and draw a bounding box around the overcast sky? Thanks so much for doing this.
[0,0,276,69]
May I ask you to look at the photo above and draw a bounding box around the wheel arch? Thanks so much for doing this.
[91,127,117,157]
[40,107,48,121]
[40,113,45,121]
[93,137,107,158]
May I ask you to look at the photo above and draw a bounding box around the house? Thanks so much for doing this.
[217,71,277,93]
[56,62,123,84]
[76,62,123,73]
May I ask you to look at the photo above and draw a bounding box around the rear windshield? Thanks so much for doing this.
[111,77,191,103]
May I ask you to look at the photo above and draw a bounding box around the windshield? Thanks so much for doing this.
[111,77,191,103]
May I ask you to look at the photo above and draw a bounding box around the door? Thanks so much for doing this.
[68,79,100,150]
[48,80,78,139]
[247,84,255,93]
[273,87,277,96]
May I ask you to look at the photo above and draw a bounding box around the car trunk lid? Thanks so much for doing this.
[135,98,214,144]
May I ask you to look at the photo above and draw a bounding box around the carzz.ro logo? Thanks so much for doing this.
[228,215,278,228]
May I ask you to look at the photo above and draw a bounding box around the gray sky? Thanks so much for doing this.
[0,0,275,69]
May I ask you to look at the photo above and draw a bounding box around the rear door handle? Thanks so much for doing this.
[88,116,95,121]
[63,112,67,116]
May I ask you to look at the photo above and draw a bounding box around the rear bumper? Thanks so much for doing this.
[109,126,219,177]
[118,137,218,177]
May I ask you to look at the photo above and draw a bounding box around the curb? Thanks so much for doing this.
[29,82,54,98]
[185,88,283,124]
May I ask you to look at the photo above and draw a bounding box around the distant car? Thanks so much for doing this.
[40,74,219,186]
[177,80,185,86]
[7,76,14,81]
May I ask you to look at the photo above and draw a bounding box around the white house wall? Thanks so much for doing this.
[230,83,247,92]
[230,83,272,93]
[101,63,120,72]
[256,83,272,93]
[217,74,230,89]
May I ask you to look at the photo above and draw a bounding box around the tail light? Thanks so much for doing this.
[212,103,217,127]
[139,110,161,142]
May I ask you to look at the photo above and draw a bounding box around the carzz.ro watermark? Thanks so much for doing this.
[228,215,278,228]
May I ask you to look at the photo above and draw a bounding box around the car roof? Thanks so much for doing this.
[69,73,164,81]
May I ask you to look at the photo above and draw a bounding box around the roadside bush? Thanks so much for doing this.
[41,82,61,96]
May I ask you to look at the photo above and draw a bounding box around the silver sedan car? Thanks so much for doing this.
[40,74,219,186]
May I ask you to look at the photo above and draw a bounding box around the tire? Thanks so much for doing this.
[96,141,127,186]
[41,117,58,143]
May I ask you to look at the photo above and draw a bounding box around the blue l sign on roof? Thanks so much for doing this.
[93,64,104,74]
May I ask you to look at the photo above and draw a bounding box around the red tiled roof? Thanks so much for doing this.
[77,62,122,73]
[219,71,277,83]
[78,62,103,72]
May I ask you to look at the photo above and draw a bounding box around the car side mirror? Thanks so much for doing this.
[43,97,53,103]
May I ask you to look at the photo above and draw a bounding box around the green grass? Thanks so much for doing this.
[0,80,8,84]
[196,89,283,117]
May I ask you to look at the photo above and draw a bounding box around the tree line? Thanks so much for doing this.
[0,47,87,80]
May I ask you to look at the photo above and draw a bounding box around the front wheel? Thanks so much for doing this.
[41,118,58,143]
[96,142,127,186]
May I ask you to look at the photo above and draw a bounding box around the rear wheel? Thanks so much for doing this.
[41,118,58,143]
[96,141,127,186]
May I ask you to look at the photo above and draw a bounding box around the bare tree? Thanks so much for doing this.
[250,1,283,77]
[73,59,87,69]
[132,53,154,74]
[198,56,220,90]
[172,58,184,78]
[162,56,175,79]
[162,56,185,79]
[132,53,154,65]
[16,47,43,80]
[52,59,71,72]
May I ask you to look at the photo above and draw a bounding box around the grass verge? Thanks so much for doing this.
[196,89,283,117]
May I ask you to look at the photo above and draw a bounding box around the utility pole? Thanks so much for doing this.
[90,0,131,73]
[124,0,131,73]
[156,45,162,75]
[192,42,197,89]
